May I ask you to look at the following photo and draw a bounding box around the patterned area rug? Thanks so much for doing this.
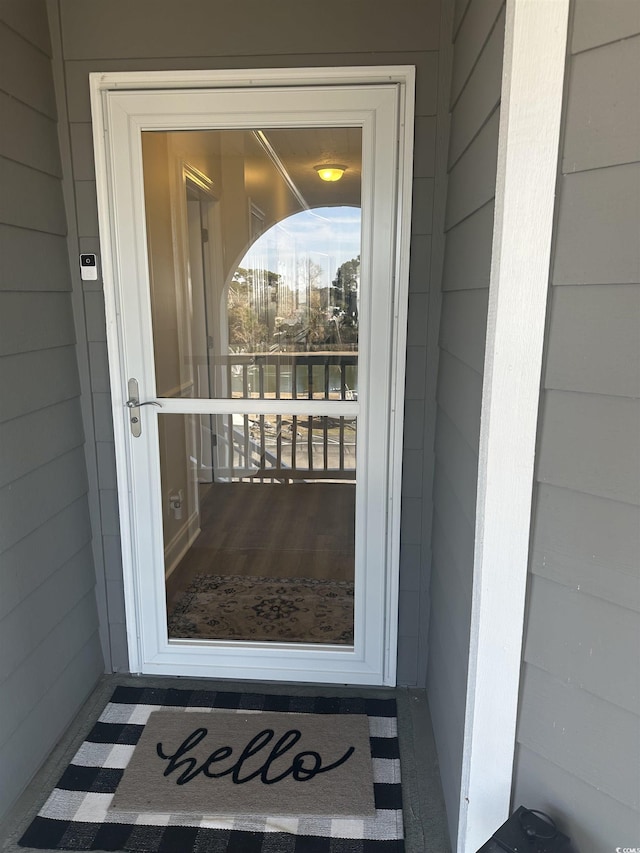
[167,575,354,644]
[19,686,405,852]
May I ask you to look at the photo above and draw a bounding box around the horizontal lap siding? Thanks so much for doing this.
[518,664,638,809]
[0,346,81,421]
[552,164,640,285]
[0,225,71,291]
[537,391,640,504]
[59,0,440,59]
[513,3,640,848]
[54,0,443,686]
[0,90,62,177]
[0,292,76,355]
[0,398,85,487]
[515,743,640,842]
[0,2,103,821]
[530,485,640,613]
[427,0,505,844]
[0,22,56,117]
[544,284,640,397]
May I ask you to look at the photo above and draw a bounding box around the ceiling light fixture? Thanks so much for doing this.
[314,164,347,182]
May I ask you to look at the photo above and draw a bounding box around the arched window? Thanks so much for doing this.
[228,206,361,354]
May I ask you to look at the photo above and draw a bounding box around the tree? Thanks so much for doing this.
[327,256,359,346]
[228,267,282,350]
[331,255,360,317]
[227,278,268,351]
[227,258,359,352]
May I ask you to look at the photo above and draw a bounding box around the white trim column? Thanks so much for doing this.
[458,1,570,848]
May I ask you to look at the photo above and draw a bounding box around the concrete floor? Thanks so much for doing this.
[0,675,451,853]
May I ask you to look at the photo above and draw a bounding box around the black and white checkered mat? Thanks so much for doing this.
[19,686,405,852]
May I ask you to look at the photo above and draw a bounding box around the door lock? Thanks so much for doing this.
[125,378,162,437]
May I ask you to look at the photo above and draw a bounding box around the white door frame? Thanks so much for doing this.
[458,1,570,848]
[89,66,415,687]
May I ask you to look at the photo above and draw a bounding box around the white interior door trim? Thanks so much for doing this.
[458,2,570,848]
[90,66,415,686]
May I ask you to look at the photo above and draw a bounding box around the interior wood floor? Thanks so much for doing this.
[165,481,355,612]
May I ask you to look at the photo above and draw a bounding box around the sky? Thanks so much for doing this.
[241,206,361,289]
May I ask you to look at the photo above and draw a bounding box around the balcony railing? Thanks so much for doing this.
[222,350,358,401]
[213,352,358,483]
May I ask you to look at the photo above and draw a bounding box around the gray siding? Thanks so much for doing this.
[51,0,443,684]
[512,3,640,848]
[426,0,505,844]
[0,0,103,821]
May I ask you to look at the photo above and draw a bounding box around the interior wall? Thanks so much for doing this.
[48,0,442,684]
[426,0,505,843]
[0,0,104,820]
[512,1,640,848]
[141,128,305,566]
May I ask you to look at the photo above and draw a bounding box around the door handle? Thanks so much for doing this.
[125,378,162,437]
[125,399,162,408]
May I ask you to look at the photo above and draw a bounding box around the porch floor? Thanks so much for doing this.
[0,675,451,853]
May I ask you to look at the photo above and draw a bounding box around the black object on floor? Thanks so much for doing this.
[476,805,570,853]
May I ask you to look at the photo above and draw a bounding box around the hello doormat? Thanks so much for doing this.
[111,710,375,817]
[167,574,355,644]
[19,686,405,852]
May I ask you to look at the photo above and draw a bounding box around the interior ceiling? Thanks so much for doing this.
[263,127,362,209]
[167,127,362,209]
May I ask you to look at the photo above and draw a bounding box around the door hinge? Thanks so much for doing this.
[202,228,209,243]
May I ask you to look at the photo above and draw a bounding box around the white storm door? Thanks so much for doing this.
[93,71,413,685]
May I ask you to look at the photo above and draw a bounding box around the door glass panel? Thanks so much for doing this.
[141,128,361,401]
[160,413,356,644]
[142,127,361,647]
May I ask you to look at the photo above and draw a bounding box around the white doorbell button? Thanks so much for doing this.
[80,254,98,281]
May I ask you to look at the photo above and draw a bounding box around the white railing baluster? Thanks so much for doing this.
[216,351,358,483]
